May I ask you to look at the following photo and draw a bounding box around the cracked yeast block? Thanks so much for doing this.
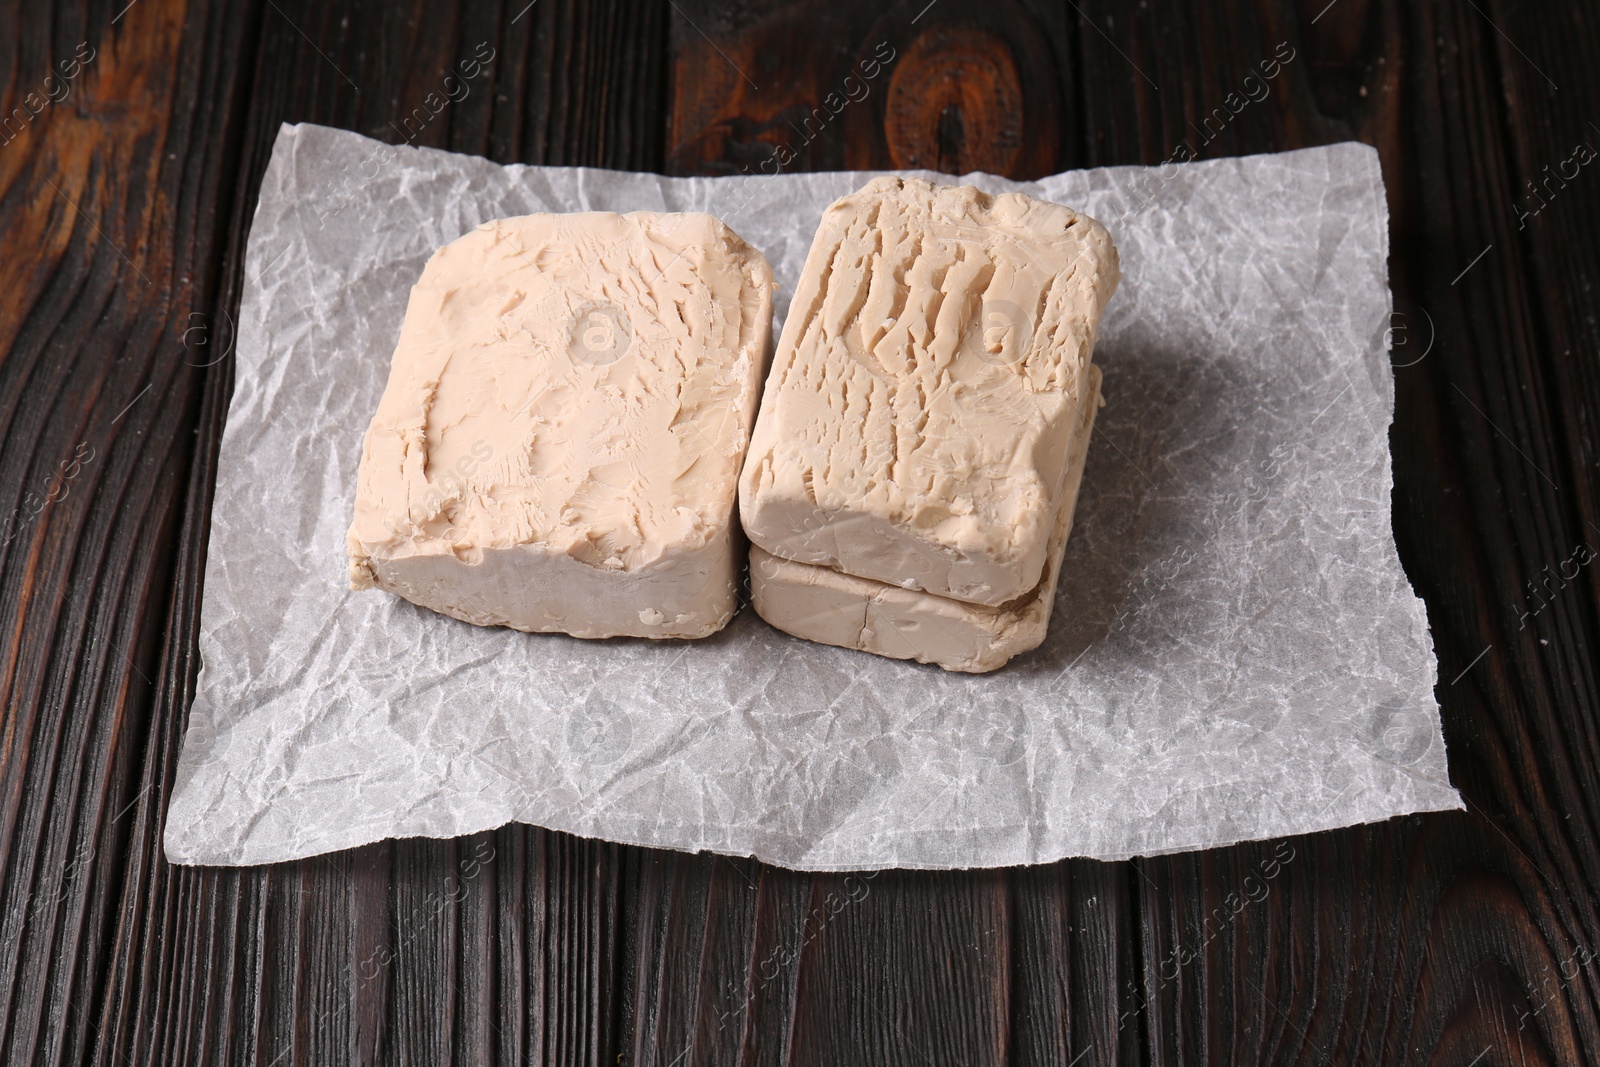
[348,212,773,639]
[750,366,1100,673]
[738,176,1119,607]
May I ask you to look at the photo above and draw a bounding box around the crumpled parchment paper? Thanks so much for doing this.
[164,122,1460,869]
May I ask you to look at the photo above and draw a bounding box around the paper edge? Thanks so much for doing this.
[165,782,1468,870]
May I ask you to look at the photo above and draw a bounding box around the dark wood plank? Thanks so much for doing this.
[0,2,671,1065]
[666,0,1076,178]
[0,3,245,1067]
[2,0,1597,1064]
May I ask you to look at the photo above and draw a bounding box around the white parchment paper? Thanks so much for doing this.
[164,122,1460,869]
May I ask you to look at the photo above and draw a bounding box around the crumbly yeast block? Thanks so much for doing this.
[738,175,1119,607]
[749,366,1100,673]
[347,211,773,639]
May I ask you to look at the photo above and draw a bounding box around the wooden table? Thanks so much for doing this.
[3,1,1596,1063]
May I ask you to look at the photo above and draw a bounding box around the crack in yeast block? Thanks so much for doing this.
[348,211,773,639]
[750,367,1101,672]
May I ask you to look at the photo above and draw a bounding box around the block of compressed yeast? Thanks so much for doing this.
[739,175,1118,607]
[347,211,773,639]
[750,366,1100,673]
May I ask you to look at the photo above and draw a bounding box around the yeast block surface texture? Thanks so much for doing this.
[348,211,773,639]
[751,367,1101,672]
[738,176,1119,606]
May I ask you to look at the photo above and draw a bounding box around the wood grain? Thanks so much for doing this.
[0,0,1595,1063]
